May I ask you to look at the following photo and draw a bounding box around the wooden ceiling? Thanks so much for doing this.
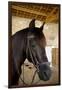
[11,2,60,23]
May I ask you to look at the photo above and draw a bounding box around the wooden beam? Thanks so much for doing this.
[12,5,47,17]
[45,7,58,22]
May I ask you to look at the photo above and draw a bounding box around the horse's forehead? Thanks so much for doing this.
[27,31,46,47]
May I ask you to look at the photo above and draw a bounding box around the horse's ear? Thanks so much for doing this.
[39,22,45,31]
[29,19,35,29]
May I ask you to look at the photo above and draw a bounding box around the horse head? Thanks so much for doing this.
[26,19,52,81]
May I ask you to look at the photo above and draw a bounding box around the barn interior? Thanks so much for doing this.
[10,2,60,86]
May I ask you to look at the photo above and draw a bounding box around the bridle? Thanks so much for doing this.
[19,34,50,85]
[27,35,39,69]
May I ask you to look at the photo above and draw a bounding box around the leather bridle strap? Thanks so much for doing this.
[26,36,40,71]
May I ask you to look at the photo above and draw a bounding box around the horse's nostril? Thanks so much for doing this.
[44,71,48,77]
[43,70,51,81]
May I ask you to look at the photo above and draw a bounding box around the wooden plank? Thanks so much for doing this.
[52,48,59,66]
[12,5,47,17]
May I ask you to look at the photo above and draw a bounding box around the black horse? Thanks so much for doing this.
[9,19,52,86]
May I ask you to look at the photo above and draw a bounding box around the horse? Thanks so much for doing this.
[9,19,52,87]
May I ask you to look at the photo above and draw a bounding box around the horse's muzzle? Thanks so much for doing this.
[38,62,52,81]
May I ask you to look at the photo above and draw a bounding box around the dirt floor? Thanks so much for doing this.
[18,60,59,87]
